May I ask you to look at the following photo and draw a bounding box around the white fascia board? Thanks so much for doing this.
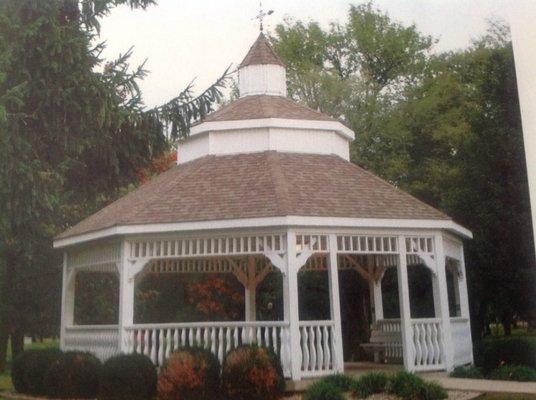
[189,118,355,141]
[53,216,472,249]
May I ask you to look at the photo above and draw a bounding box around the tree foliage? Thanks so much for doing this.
[0,0,230,371]
[273,4,535,338]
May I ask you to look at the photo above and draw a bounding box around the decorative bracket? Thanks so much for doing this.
[409,241,437,275]
[263,244,287,274]
[127,259,150,282]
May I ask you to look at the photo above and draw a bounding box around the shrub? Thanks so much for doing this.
[490,365,536,382]
[419,381,448,400]
[44,351,102,399]
[351,372,389,398]
[320,373,354,391]
[11,348,63,396]
[474,337,536,371]
[157,347,220,400]
[99,353,157,400]
[387,371,447,400]
[450,366,485,379]
[221,345,285,400]
[304,380,344,400]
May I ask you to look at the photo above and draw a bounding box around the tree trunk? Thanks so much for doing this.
[11,327,24,359]
[502,312,513,336]
[0,326,9,373]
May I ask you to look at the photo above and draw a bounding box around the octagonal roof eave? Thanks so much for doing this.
[187,117,355,141]
[53,216,472,249]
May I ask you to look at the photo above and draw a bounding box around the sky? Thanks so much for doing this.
[98,0,512,108]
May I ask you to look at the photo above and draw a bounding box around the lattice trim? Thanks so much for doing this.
[336,235,398,254]
[129,234,286,260]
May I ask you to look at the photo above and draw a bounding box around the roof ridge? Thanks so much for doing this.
[343,158,451,220]
[265,151,293,215]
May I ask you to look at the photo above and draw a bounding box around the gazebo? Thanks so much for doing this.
[54,33,474,381]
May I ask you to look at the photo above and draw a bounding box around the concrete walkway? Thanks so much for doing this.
[421,372,536,396]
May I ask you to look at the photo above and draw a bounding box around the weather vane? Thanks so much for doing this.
[254,1,273,32]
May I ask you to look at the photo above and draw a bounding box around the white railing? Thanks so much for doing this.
[374,319,403,360]
[299,321,337,377]
[411,318,444,370]
[450,317,473,366]
[124,321,291,377]
[63,325,119,361]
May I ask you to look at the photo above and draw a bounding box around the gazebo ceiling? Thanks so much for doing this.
[56,151,451,242]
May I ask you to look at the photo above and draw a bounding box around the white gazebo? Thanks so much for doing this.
[54,33,474,381]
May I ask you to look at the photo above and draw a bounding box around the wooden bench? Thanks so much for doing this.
[360,328,402,363]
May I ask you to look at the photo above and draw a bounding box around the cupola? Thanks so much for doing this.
[238,33,287,97]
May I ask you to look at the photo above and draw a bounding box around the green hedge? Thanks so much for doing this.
[490,365,536,382]
[44,351,102,399]
[474,337,536,371]
[99,353,157,400]
[304,380,344,400]
[11,349,63,396]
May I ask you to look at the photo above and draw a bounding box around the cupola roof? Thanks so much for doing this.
[239,33,284,68]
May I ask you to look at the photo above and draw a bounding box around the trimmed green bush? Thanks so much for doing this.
[474,337,536,371]
[304,380,344,400]
[450,366,485,379]
[99,353,157,400]
[490,365,536,382]
[419,381,448,400]
[157,347,220,400]
[11,348,63,396]
[44,351,102,399]
[388,371,447,400]
[320,373,354,391]
[352,372,389,398]
[221,345,285,400]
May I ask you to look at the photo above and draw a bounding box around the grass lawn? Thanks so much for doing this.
[0,339,59,394]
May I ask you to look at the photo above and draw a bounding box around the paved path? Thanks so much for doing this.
[421,372,536,395]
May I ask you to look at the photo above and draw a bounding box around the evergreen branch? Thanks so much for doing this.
[150,65,233,140]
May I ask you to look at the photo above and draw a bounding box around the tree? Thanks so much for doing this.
[0,0,229,371]
[273,5,535,339]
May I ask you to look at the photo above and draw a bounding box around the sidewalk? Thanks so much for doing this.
[420,372,536,395]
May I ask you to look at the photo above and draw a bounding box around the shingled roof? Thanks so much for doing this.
[239,32,284,68]
[200,94,334,123]
[56,152,450,240]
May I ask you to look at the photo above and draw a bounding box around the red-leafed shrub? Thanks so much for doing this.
[220,345,284,400]
[157,347,220,400]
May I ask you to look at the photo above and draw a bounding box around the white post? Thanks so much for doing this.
[458,243,474,364]
[60,252,75,350]
[285,231,302,380]
[118,240,134,352]
[397,235,414,371]
[244,257,257,321]
[327,234,345,373]
[433,233,455,371]
[370,280,384,322]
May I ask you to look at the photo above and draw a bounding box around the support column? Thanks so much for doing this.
[284,231,302,380]
[327,234,345,373]
[433,233,455,371]
[244,257,257,321]
[371,280,384,322]
[458,243,474,364]
[60,253,75,350]
[118,240,135,353]
[397,235,415,371]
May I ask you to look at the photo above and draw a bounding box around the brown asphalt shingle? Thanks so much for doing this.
[200,95,335,123]
[56,152,450,240]
[239,33,284,68]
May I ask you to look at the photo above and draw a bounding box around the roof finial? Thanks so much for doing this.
[255,1,273,32]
